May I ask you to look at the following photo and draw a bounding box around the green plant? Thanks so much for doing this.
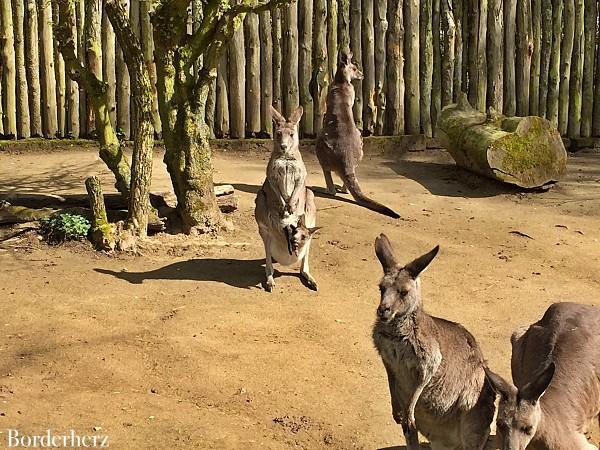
[39,212,91,244]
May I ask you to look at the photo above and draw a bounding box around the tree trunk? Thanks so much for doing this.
[528,0,541,115]
[441,0,456,108]
[374,0,387,135]
[12,0,30,138]
[437,94,567,188]
[567,0,583,137]
[350,0,362,130]
[312,0,328,133]
[452,0,462,101]
[105,0,154,237]
[516,0,531,116]
[580,0,595,136]
[327,0,338,82]
[140,0,161,137]
[538,0,552,118]
[476,0,487,110]
[129,0,139,139]
[338,0,350,55]
[546,0,562,127]
[467,0,479,106]
[1,0,17,138]
[52,3,66,138]
[38,0,58,137]
[558,0,574,134]
[215,51,230,138]
[272,8,282,111]
[503,0,516,115]
[385,0,404,135]
[487,0,503,110]
[229,25,245,138]
[420,0,433,136]
[25,0,42,137]
[282,3,299,118]
[404,0,420,134]
[244,13,260,137]
[461,0,468,94]
[76,0,87,136]
[66,0,79,138]
[259,10,273,137]
[85,176,116,251]
[116,0,130,139]
[102,9,117,129]
[85,0,103,137]
[360,0,377,136]
[54,0,131,198]
[593,4,600,134]
[298,0,313,136]
[432,0,441,131]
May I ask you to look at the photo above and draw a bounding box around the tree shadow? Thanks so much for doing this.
[384,158,523,198]
[94,258,307,291]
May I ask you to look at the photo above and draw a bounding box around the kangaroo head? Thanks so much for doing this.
[374,234,439,323]
[284,215,320,256]
[337,51,364,83]
[271,105,303,155]
[484,363,555,450]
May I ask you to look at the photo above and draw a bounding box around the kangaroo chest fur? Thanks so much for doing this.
[268,156,306,203]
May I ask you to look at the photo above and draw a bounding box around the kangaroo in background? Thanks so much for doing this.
[372,234,495,449]
[315,52,400,219]
[485,302,600,450]
[255,106,319,292]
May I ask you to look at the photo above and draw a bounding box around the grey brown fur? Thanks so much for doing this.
[485,302,600,450]
[255,106,319,292]
[315,52,400,219]
[372,234,495,449]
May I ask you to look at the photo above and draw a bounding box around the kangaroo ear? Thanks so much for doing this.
[270,105,286,126]
[519,362,555,404]
[308,226,322,236]
[289,105,304,125]
[484,366,517,400]
[404,245,439,279]
[375,234,397,274]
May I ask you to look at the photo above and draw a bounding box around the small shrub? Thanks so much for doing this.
[39,212,91,244]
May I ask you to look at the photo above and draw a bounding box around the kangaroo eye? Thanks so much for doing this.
[400,289,409,297]
[520,426,533,435]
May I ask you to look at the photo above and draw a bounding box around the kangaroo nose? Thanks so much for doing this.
[377,305,391,319]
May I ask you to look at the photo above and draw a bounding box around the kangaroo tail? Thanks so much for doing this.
[341,173,400,219]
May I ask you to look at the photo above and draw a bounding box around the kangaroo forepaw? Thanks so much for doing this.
[265,277,275,292]
[301,272,318,291]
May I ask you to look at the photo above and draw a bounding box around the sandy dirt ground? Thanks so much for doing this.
[0,145,598,449]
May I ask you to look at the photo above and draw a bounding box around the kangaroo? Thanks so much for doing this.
[372,234,495,450]
[255,105,319,292]
[315,52,400,219]
[485,302,600,450]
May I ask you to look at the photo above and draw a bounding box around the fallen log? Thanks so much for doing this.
[0,203,55,224]
[436,94,568,188]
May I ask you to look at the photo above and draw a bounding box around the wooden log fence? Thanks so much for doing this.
[1,0,600,140]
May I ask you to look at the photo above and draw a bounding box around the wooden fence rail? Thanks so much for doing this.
[0,0,599,140]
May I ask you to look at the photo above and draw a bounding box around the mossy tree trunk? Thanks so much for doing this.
[404,0,420,134]
[432,0,441,131]
[440,0,455,109]
[503,0,516,115]
[312,0,328,133]
[244,13,260,137]
[66,0,79,137]
[385,0,404,135]
[0,0,17,138]
[349,0,362,129]
[101,8,117,128]
[272,9,282,111]
[529,0,541,116]
[52,2,66,137]
[54,0,131,198]
[39,0,58,137]
[116,0,131,139]
[452,0,462,101]
[538,0,552,118]
[326,0,338,83]
[338,0,350,55]
[282,3,299,117]
[420,0,433,137]
[558,0,574,134]
[580,0,595,136]
[152,0,294,234]
[25,0,42,137]
[13,0,31,138]
[567,0,583,137]
[374,0,387,135]
[259,10,273,136]
[298,0,313,136]
[546,0,562,127]
[515,0,531,116]
[85,0,103,135]
[140,0,161,137]
[362,0,376,135]
[487,0,502,110]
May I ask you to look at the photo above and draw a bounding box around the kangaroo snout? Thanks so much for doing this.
[377,304,392,321]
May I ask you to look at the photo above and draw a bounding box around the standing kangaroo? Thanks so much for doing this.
[255,106,319,292]
[315,52,400,219]
[485,302,600,450]
[372,234,495,450]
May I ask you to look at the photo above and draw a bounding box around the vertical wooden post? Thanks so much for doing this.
[66,0,79,138]
[25,0,42,137]
[298,0,314,136]
[140,0,161,136]
[115,0,130,139]
[432,0,441,130]
[487,0,503,110]
[374,0,387,135]
[441,0,456,108]
[362,0,376,134]
[476,0,487,110]
[13,0,30,138]
[503,0,516,115]
[529,0,541,115]
[567,0,583,137]
[538,0,552,118]
[558,0,574,134]
[312,0,328,133]
[38,0,58,137]
[327,0,338,82]
[516,0,531,116]
[420,0,433,136]
[52,3,66,138]
[229,25,246,138]
[272,9,282,112]
[76,0,88,136]
[102,9,117,128]
[467,0,479,107]
[461,0,469,94]
[338,0,350,55]
[282,3,299,118]
[405,0,421,134]
[129,0,139,139]
[85,0,103,136]
[259,10,273,137]
[1,0,17,138]
[580,0,596,136]
[546,0,562,127]
[215,51,230,138]
[244,13,260,137]
[385,0,404,135]
[453,0,463,101]
[350,0,362,130]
